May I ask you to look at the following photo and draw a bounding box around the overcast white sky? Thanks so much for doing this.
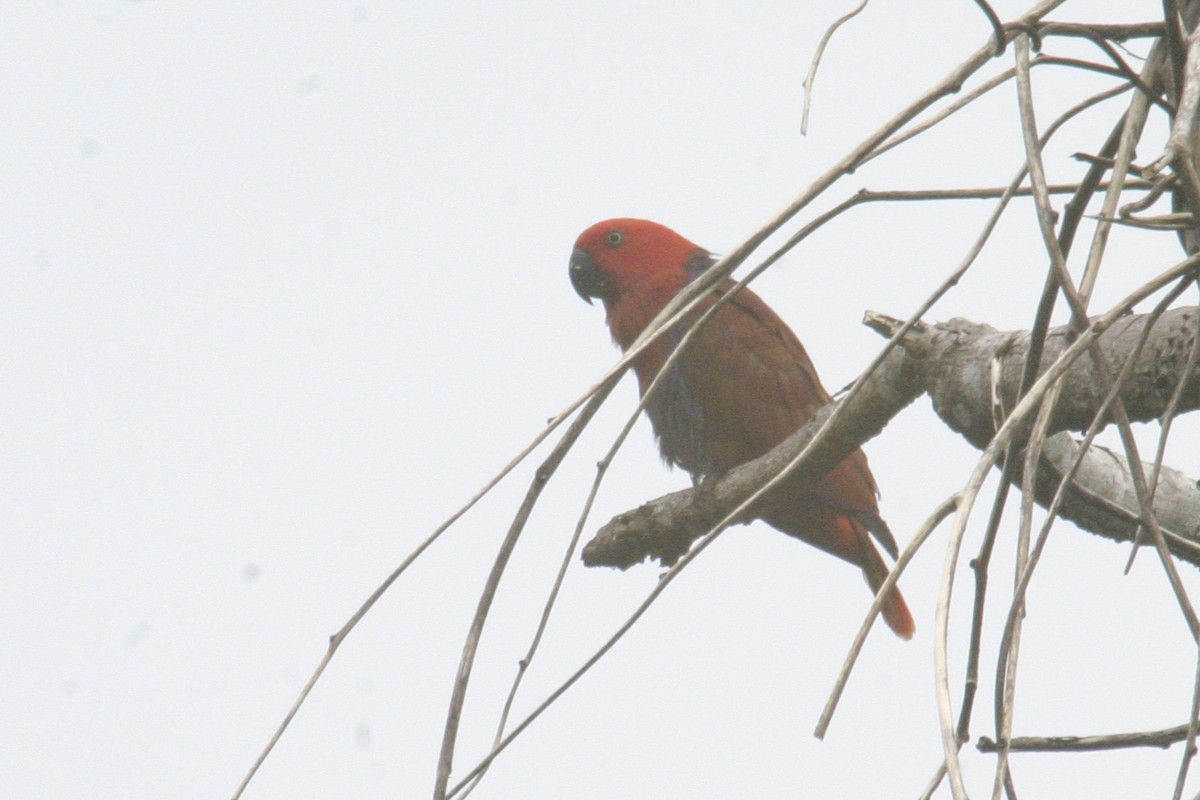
[4,1,1199,798]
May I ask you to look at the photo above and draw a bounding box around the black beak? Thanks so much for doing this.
[569,248,613,305]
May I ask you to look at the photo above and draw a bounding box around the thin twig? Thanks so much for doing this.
[978,723,1194,752]
[801,0,869,135]
[1079,32,1161,306]
[432,377,620,800]
[1148,23,1200,177]
[1173,648,1200,799]
[1035,56,1175,111]
[856,181,1152,201]
[972,0,1007,56]
[919,761,950,800]
[1048,24,1162,105]
[988,38,1049,800]
[991,362,1060,800]
[459,417,621,800]
[1145,19,1200,249]
[1037,21,1167,41]
[864,68,1019,166]
[813,493,958,738]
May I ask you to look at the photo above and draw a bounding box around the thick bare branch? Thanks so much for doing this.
[916,307,1200,445]
[582,307,1200,570]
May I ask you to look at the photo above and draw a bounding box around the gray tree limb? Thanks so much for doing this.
[582,306,1200,570]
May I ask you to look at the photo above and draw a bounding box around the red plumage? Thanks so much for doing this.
[570,218,914,639]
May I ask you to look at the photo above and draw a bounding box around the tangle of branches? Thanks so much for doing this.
[234,3,1200,799]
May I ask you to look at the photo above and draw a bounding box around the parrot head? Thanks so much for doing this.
[569,218,713,309]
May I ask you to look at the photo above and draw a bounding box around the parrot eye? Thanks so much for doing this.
[605,230,623,247]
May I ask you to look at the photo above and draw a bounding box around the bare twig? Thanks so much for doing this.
[978,724,1195,752]
[813,493,959,739]
[431,378,620,800]
[972,0,1007,56]
[459,408,623,800]
[1174,648,1200,799]
[1037,21,1167,41]
[1148,24,1200,177]
[1145,20,1200,249]
[801,0,869,135]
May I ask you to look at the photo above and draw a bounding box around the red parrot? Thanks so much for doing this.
[569,218,914,639]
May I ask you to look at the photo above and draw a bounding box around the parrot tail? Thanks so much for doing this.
[861,542,915,640]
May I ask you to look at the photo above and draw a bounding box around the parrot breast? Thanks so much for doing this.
[628,250,723,479]
[643,344,714,479]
